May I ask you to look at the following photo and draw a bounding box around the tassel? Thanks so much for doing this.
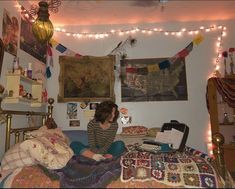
[46,66,51,78]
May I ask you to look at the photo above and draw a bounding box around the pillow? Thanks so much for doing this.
[20,132,74,170]
[25,126,70,145]
[121,126,148,136]
[1,143,35,171]
[146,127,161,137]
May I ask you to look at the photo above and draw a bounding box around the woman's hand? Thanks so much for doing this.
[103,154,113,159]
[92,154,106,161]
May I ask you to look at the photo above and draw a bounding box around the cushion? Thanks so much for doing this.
[25,126,70,145]
[120,126,148,136]
[1,143,35,171]
[20,130,74,170]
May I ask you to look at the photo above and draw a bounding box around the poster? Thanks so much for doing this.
[20,12,47,63]
[121,57,188,102]
[2,9,19,56]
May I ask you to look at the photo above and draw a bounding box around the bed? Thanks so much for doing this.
[0,87,234,188]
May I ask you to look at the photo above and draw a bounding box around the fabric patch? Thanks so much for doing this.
[151,160,165,170]
[164,156,179,163]
[183,173,200,187]
[122,166,135,181]
[136,151,151,159]
[192,156,206,164]
[136,159,151,167]
[166,163,180,172]
[151,169,165,181]
[134,167,151,180]
[182,163,197,173]
[166,172,181,184]
[200,174,217,188]
[197,163,214,174]
[121,158,136,167]
[179,158,192,163]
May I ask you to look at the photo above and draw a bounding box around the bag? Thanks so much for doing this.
[161,120,189,152]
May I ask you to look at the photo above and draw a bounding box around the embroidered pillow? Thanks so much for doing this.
[121,126,148,136]
[20,131,74,170]
[1,143,35,171]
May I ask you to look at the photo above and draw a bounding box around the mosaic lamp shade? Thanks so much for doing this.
[32,1,54,44]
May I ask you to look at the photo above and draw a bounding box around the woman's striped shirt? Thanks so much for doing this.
[87,119,118,154]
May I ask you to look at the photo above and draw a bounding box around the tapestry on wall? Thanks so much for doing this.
[121,57,188,102]
[2,9,19,56]
[58,55,115,102]
[20,12,46,63]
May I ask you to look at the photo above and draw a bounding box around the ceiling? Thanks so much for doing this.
[20,0,235,26]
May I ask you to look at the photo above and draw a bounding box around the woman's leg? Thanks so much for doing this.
[107,140,126,157]
[70,141,97,159]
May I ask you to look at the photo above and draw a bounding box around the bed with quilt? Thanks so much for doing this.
[0,99,234,188]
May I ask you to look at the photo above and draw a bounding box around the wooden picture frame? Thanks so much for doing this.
[58,55,115,102]
[0,38,4,76]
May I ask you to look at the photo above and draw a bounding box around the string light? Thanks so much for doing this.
[207,124,214,157]
[16,2,227,156]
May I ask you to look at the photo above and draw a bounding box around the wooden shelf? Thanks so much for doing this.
[6,73,42,85]
[3,97,42,107]
[4,73,43,107]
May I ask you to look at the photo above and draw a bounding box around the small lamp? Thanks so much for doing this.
[32,1,54,44]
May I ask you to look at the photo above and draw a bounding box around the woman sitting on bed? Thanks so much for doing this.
[70,100,125,161]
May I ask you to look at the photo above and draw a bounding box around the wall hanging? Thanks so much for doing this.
[58,55,115,102]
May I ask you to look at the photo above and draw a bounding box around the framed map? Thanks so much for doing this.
[58,55,115,102]
[121,57,188,102]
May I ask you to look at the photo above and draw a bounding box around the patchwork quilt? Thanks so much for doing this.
[121,145,219,188]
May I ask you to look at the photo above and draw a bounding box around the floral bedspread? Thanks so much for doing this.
[120,145,219,188]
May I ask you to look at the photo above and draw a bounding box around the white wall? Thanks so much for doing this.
[0,1,235,160]
[48,20,235,154]
[0,1,46,160]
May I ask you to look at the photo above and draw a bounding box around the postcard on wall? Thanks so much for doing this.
[67,103,77,119]
[33,61,46,84]
[2,9,19,56]
[69,120,80,127]
[20,11,47,63]
[121,57,188,102]
[89,102,99,110]
[84,110,95,121]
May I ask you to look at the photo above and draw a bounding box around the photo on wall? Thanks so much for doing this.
[121,57,188,102]
[67,103,77,119]
[69,120,80,127]
[20,11,47,63]
[2,9,19,56]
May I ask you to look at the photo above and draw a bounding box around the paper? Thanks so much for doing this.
[155,128,184,149]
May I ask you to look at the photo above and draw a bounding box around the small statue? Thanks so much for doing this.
[222,51,228,76]
[223,112,230,124]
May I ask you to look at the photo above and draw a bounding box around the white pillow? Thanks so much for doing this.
[1,143,35,171]
[25,126,69,144]
[20,132,73,170]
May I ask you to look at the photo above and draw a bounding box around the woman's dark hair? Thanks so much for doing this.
[94,100,119,124]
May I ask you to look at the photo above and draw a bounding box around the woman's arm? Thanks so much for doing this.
[96,123,118,154]
[87,120,99,153]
